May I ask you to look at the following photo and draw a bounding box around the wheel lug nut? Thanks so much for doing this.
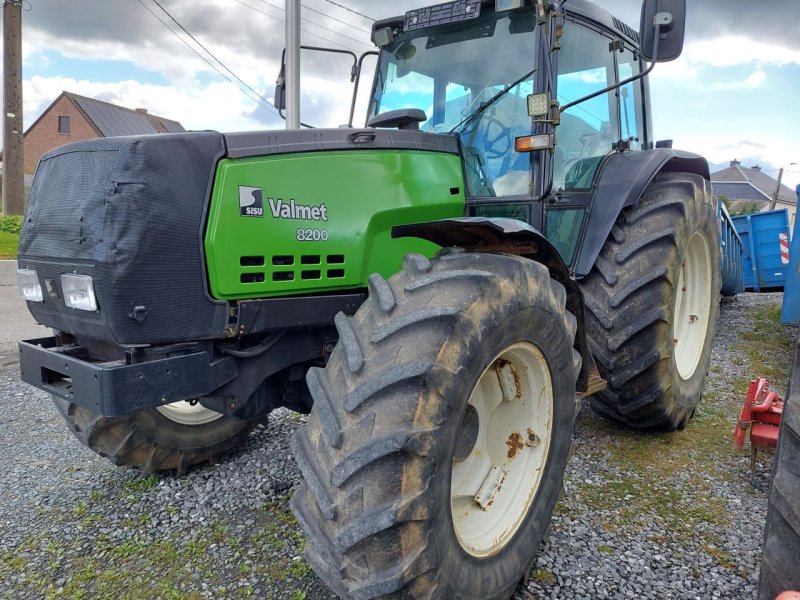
[526,428,540,447]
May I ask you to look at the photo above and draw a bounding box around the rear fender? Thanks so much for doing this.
[573,149,710,278]
[392,217,602,396]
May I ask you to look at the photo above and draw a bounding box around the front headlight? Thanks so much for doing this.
[61,274,98,311]
[17,268,43,302]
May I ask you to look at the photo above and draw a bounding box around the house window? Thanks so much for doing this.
[58,116,70,134]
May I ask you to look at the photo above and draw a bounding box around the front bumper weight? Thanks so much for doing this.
[18,337,238,417]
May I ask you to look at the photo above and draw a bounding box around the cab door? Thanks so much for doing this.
[546,17,645,268]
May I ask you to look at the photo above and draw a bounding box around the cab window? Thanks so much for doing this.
[554,21,619,191]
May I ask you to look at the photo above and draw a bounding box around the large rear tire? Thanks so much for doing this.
[758,343,800,599]
[291,251,581,600]
[54,399,257,475]
[580,172,721,430]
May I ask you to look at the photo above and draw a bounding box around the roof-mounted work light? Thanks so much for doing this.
[496,0,525,10]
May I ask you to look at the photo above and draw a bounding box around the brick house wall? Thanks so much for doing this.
[23,94,99,174]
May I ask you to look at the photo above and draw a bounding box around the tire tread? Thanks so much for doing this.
[292,252,579,599]
[580,172,720,429]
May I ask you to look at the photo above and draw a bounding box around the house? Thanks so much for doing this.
[23,91,185,174]
[712,159,797,228]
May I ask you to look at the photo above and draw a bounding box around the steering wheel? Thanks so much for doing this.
[578,132,611,158]
[481,116,513,159]
[557,132,610,189]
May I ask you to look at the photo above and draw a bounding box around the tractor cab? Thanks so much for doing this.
[366,0,680,268]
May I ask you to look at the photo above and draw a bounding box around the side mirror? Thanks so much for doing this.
[274,51,286,111]
[639,0,686,62]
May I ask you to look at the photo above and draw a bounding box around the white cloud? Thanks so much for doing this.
[22,24,275,88]
[684,37,800,68]
[673,133,800,190]
[650,35,800,87]
[24,75,282,133]
[685,68,767,92]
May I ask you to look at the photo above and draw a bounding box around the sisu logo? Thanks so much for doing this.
[239,186,264,217]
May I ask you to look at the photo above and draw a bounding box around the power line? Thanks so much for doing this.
[231,0,282,23]
[232,0,351,50]
[320,0,375,22]
[245,0,372,48]
[150,0,279,113]
[299,15,372,49]
[251,0,370,34]
[301,3,370,34]
[136,0,278,115]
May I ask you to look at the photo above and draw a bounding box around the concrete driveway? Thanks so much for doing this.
[0,260,49,369]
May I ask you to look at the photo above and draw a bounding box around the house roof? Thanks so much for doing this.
[711,181,771,213]
[24,91,185,138]
[711,181,771,203]
[711,160,796,205]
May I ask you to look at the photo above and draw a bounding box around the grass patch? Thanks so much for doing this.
[0,230,19,258]
[530,567,557,586]
[0,214,22,233]
[123,474,160,494]
[2,535,215,598]
[246,499,312,582]
[73,501,89,519]
[567,296,792,576]
[0,214,21,258]
[702,543,742,575]
[579,401,732,481]
[737,303,794,385]
[2,551,27,571]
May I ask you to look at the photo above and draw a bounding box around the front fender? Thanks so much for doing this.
[392,217,602,395]
[573,149,710,278]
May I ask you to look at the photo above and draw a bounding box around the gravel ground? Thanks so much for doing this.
[0,292,795,599]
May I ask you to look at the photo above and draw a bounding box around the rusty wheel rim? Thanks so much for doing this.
[450,342,554,558]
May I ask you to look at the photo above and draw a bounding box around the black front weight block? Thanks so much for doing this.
[18,337,238,417]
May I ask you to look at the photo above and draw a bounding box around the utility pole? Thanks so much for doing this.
[285,0,300,129]
[2,0,24,215]
[770,163,798,211]
[770,168,784,211]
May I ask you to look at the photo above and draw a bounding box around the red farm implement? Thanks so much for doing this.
[734,377,784,468]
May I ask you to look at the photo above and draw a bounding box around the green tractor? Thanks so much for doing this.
[17,0,719,598]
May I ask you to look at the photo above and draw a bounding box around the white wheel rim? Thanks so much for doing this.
[450,342,554,558]
[155,401,224,425]
[674,231,712,380]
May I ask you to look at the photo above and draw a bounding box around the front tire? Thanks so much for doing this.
[580,172,721,430]
[291,251,581,599]
[54,399,257,475]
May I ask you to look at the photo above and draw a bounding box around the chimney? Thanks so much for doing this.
[135,108,148,114]
[730,159,741,167]
[751,165,761,171]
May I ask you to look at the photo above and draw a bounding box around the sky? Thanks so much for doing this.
[7,0,800,190]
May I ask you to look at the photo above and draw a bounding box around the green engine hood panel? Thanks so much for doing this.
[205,149,466,299]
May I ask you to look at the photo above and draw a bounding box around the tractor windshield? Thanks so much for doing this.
[369,7,538,196]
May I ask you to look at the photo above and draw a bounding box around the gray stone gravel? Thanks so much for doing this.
[516,292,793,600]
[0,292,794,599]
